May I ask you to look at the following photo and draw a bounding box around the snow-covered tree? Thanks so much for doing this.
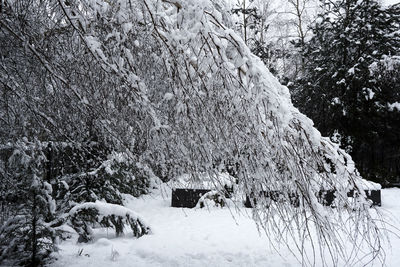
[0,0,388,265]
[0,140,56,266]
[290,0,400,183]
[230,0,319,82]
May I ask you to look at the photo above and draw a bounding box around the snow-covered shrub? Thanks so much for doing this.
[99,152,153,198]
[69,201,151,243]
[197,191,226,208]
[0,140,154,264]
[0,140,153,264]
[68,152,152,205]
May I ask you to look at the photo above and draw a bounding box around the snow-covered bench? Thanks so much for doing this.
[171,188,212,208]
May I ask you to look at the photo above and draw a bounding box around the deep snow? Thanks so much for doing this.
[52,187,400,267]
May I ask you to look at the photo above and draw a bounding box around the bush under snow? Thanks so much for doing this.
[69,201,151,243]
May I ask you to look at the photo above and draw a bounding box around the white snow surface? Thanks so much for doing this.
[53,187,400,267]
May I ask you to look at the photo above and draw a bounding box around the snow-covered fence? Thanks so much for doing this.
[245,189,381,208]
[69,201,151,243]
[244,191,300,208]
[172,186,380,209]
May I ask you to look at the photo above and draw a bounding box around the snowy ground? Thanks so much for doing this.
[52,188,400,267]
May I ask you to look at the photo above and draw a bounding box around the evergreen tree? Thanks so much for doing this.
[0,140,56,266]
[291,0,400,182]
